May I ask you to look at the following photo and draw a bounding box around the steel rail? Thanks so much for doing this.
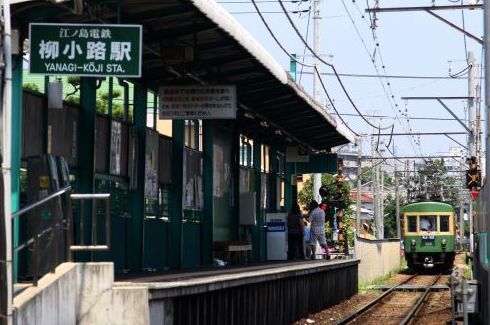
[399,274,442,325]
[335,273,418,325]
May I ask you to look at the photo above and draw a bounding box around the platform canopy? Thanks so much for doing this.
[12,0,358,150]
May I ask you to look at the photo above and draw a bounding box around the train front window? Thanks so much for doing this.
[420,215,436,232]
[440,215,450,232]
[408,216,417,232]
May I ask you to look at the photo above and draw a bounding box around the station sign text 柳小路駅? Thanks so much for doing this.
[29,23,142,77]
[159,85,237,119]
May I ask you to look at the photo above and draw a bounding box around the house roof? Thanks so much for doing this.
[350,192,374,202]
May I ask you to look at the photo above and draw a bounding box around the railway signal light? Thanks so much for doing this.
[465,157,481,189]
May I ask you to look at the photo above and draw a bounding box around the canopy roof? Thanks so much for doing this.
[12,0,358,150]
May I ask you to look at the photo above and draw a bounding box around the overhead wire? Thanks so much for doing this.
[344,0,420,156]
[449,65,470,78]
[312,67,360,136]
[298,6,312,84]
[249,0,359,136]
[459,0,468,62]
[338,112,482,121]
[276,0,394,131]
[361,1,422,156]
[299,71,469,79]
[229,10,310,14]
[360,0,422,156]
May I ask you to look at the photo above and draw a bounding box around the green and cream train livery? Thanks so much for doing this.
[402,201,456,269]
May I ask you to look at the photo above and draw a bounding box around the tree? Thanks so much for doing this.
[414,159,460,207]
[298,174,353,247]
[298,174,351,211]
[354,166,392,187]
[383,194,406,238]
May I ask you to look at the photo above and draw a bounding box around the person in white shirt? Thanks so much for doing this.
[307,200,330,259]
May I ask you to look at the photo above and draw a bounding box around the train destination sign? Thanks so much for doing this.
[29,23,142,77]
[159,85,237,119]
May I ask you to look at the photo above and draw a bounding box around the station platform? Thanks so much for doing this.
[117,258,360,325]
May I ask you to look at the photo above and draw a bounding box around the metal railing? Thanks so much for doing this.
[67,193,111,260]
[12,186,72,286]
[11,187,111,286]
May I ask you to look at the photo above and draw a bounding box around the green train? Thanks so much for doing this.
[402,201,456,269]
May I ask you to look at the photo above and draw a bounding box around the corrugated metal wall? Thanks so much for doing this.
[165,263,358,325]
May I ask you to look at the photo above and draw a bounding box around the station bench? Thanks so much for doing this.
[213,240,252,266]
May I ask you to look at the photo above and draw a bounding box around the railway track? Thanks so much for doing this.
[335,274,443,325]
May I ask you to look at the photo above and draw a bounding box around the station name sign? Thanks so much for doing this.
[159,85,237,119]
[29,23,142,77]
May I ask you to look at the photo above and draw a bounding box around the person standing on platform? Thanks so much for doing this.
[287,203,305,260]
[308,200,329,259]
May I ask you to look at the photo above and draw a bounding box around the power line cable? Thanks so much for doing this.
[449,65,470,78]
[298,6,311,84]
[312,67,359,136]
[459,0,468,62]
[338,112,481,121]
[276,0,394,131]
[229,10,311,14]
[219,0,308,3]
[249,0,359,135]
[297,70,469,80]
[362,0,422,156]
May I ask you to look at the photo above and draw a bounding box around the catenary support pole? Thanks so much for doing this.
[395,159,400,239]
[467,51,475,254]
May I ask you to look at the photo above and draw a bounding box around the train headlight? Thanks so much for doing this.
[442,239,447,248]
[411,239,416,247]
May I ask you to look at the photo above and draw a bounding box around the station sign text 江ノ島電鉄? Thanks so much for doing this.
[29,23,142,77]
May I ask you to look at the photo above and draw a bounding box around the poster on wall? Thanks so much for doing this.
[183,149,203,210]
[110,121,122,175]
[159,85,237,119]
[145,130,159,199]
[213,144,224,197]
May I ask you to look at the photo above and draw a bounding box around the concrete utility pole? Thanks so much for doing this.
[312,0,322,203]
[467,51,476,253]
[468,51,476,158]
[395,159,401,239]
[371,136,378,238]
[356,140,362,236]
[380,166,384,238]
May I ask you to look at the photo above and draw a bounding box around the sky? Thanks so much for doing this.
[216,0,484,160]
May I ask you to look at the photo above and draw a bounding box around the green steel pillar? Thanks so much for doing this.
[11,55,23,280]
[252,140,262,262]
[127,84,147,272]
[202,120,214,265]
[270,148,278,212]
[79,78,96,261]
[232,121,240,239]
[169,120,184,269]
